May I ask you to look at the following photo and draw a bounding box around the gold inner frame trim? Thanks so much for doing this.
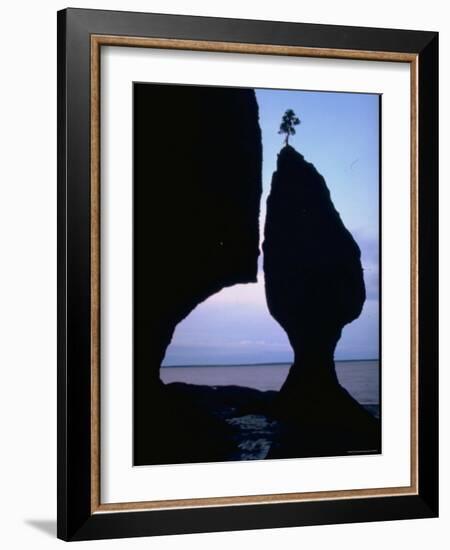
[90,34,419,514]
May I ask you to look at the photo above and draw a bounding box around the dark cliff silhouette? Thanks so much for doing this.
[133,84,262,464]
[263,145,380,457]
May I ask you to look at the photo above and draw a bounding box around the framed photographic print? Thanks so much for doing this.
[57,8,438,541]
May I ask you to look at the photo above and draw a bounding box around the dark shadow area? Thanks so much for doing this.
[25,519,57,538]
[139,382,379,465]
[136,382,277,465]
[133,83,263,465]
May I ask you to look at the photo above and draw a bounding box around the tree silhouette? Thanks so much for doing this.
[278,109,301,145]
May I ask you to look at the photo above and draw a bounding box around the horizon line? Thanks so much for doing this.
[162,358,379,368]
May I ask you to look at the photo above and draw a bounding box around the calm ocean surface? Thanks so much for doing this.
[161,360,379,405]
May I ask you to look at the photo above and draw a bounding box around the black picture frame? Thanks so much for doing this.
[57,7,438,541]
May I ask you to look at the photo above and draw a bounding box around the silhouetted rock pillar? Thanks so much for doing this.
[263,145,366,407]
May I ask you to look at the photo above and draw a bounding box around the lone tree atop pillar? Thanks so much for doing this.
[278,109,301,145]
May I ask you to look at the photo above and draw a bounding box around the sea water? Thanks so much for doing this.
[161,360,379,405]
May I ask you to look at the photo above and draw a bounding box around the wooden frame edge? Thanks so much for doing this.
[410,55,419,497]
[92,34,417,61]
[91,34,101,513]
[89,34,420,515]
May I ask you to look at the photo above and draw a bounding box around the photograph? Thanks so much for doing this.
[133,82,381,466]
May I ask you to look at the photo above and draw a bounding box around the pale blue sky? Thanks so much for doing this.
[162,88,380,366]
